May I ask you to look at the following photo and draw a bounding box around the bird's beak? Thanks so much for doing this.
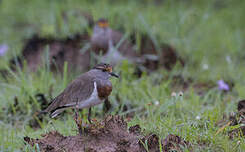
[109,72,119,78]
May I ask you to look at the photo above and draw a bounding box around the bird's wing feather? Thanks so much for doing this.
[44,72,94,113]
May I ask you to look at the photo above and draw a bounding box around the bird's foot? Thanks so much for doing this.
[73,116,83,135]
[77,117,83,135]
[87,108,92,124]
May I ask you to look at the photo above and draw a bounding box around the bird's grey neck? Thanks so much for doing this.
[93,26,109,33]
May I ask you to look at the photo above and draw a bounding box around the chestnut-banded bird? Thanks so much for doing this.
[42,63,118,123]
[90,19,141,66]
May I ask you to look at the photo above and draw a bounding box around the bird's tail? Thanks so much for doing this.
[38,94,70,118]
[37,106,63,118]
[49,108,66,118]
[37,96,60,118]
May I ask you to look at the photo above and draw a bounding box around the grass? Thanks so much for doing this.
[0,0,245,151]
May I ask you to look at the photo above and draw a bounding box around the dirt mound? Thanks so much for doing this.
[130,33,184,71]
[228,100,245,138]
[24,115,190,152]
[2,33,184,77]
[238,100,245,114]
[21,34,91,72]
[1,34,91,76]
[217,100,245,138]
[163,134,190,152]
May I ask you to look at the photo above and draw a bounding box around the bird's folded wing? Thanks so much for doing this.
[44,73,94,113]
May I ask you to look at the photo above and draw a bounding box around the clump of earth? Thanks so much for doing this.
[24,115,190,152]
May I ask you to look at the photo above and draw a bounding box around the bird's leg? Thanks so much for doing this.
[74,107,78,123]
[103,97,111,113]
[74,99,83,135]
[88,108,92,124]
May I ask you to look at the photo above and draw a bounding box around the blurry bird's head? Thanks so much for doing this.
[93,63,119,78]
[96,18,109,28]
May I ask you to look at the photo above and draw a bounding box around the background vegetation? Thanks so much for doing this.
[0,0,245,151]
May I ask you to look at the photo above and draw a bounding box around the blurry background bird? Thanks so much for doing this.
[90,19,142,66]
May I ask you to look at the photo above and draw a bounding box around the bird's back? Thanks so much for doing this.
[43,71,95,114]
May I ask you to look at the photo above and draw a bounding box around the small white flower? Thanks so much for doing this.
[154,100,159,106]
[178,91,183,97]
[171,92,177,97]
[237,140,240,145]
[196,116,201,120]
[202,63,209,70]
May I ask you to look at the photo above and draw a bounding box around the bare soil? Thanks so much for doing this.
[130,33,185,71]
[1,30,184,77]
[228,100,245,138]
[217,100,245,139]
[163,134,190,152]
[22,34,91,72]
[24,115,190,152]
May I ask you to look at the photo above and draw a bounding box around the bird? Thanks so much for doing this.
[96,39,128,66]
[90,19,140,65]
[42,63,119,124]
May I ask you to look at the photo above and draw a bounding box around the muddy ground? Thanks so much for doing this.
[216,100,245,139]
[22,88,244,152]
[227,100,245,138]
[24,115,190,152]
[1,30,184,79]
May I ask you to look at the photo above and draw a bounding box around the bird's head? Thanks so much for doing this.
[96,18,109,28]
[93,63,119,78]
